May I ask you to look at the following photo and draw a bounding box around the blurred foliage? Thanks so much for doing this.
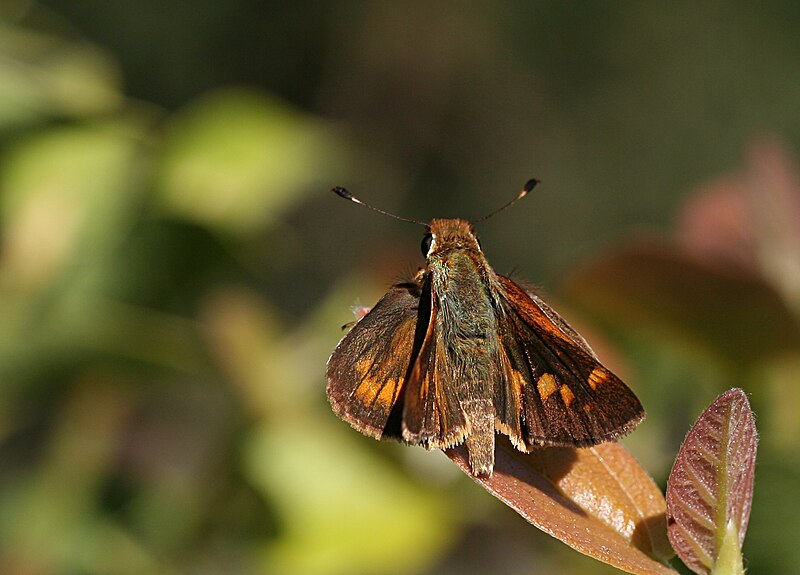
[0,2,799,575]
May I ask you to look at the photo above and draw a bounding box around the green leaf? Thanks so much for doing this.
[157,89,350,234]
[0,23,122,129]
[0,121,144,292]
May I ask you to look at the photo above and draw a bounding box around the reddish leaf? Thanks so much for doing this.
[666,388,758,575]
[567,140,800,366]
[677,177,756,270]
[447,440,677,575]
[677,139,800,314]
[564,242,800,364]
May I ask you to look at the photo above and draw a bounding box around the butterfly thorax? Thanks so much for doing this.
[425,219,499,357]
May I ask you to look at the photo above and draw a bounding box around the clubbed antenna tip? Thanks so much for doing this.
[523,178,540,194]
[471,177,540,223]
[331,186,353,200]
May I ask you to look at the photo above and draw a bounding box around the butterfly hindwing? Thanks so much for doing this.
[495,275,644,447]
[402,275,468,449]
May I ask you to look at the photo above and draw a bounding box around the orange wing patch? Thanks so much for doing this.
[587,366,608,390]
[506,366,526,396]
[352,377,401,409]
[537,373,558,401]
[559,384,576,407]
[352,357,402,409]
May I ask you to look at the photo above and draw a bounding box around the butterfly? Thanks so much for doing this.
[326,180,644,476]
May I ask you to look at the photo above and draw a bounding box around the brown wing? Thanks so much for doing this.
[401,277,468,449]
[326,275,466,446]
[326,281,422,440]
[495,275,644,448]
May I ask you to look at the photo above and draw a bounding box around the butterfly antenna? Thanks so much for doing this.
[472,178,539,224]
[331,186,426,225]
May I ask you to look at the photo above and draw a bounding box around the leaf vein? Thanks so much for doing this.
[683,458,716,508]
[672,520,714,570]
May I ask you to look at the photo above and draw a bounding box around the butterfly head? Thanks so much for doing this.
[422,219,482,258]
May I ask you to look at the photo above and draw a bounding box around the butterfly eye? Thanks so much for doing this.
[421,233,433,256]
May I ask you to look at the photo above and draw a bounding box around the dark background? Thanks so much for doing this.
[1,2,799,574]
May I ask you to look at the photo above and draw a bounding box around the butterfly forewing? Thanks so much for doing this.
[326,282,422,440]
[328,275,470,449]
[496,275,644,447]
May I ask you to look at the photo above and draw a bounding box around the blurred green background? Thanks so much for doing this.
[1,2,799,574]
